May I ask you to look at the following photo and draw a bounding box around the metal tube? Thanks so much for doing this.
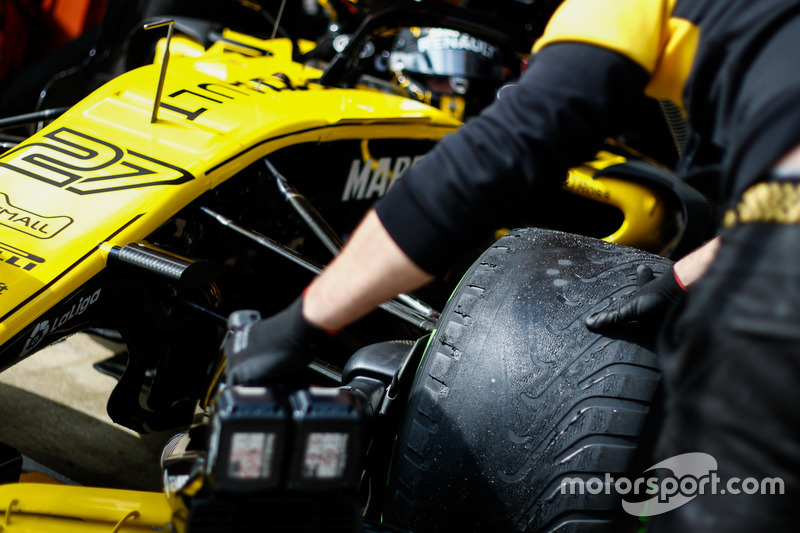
[0,108,68,129]
[264,158,439,321]
[199,206,327,275]
[144,20,175,124]
[199,206,436,331]
[264,158,344,255]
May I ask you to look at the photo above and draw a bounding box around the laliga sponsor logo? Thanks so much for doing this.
[0,193,73,239]
[22,288,102,355]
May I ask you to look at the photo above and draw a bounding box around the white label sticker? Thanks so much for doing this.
[302,433,349,479]
[229,432,275,479]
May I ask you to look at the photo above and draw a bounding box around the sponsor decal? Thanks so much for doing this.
[21,288,102,355]
[22,320,50,356]
[341,155,425,202]
[0,241,45,271]
[0,192,73,239]
[417,28,496,60]
[159,77,309,122]
[0,128,194,195]
[564,171,611,200]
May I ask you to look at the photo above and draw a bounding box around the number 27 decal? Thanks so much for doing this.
[0,127,194,195]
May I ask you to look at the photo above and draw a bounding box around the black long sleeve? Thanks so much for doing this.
[375,42,649,274]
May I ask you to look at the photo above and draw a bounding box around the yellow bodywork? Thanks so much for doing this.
[0,28,672,351]
[0,483,180,532]
[0,32,460,348]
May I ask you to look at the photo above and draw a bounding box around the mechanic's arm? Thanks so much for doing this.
[226,43,651,384]
[304,213,723,334]
[674,236,720,287]
[300,44,648,331]
[301,197,723,336]
[585,236,720,332]
[224,210,431,385]
[303,210,433,331]
[586,133,800,333]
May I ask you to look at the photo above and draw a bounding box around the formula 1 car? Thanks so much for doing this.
[0,1,712,531]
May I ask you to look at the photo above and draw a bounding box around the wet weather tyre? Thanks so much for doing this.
[384,228,673,533]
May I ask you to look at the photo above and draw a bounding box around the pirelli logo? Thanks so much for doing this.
[0,193,73,239]
[0,241,45,271]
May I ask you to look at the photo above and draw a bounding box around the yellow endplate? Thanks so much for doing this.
[0,34,459,345]
[563,165,667,250]
[0,484,182,532]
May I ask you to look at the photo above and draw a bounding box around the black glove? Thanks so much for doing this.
[585,265,684,333]
[224,296,332,385]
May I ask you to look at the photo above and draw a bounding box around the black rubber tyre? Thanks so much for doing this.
[384,227,673,533]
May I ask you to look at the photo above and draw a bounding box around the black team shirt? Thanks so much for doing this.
[375,0,800,274]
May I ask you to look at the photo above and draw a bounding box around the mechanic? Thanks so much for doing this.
[227,0,800,530]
